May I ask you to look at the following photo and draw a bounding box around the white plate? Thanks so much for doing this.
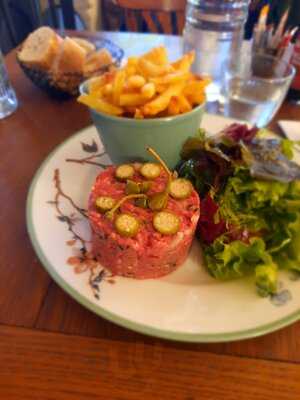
[26,114,300,342]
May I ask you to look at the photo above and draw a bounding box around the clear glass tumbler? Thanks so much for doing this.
[219,53,296,127]
[0,49,18,119]
[183,0,250,106]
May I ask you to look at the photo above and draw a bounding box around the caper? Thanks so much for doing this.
[148,191,168,211]
[139,181,152,193]
[125,180,141,195]
[135,197,148,209]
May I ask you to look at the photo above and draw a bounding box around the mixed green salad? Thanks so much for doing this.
[177,123,300,296]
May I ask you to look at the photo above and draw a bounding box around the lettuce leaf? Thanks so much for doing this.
[274,215,300,272]
[205,237,278,296]
[224,168,288,208]
[178,124,300,297]
[281,139,294,160]
[205,237,268,279]
[255,262,278,297]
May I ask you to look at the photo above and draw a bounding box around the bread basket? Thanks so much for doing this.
[17,37,124,99]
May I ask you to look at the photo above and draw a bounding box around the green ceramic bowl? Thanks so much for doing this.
[79,81,205,168]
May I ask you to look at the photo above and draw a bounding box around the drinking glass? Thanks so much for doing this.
[0,49,18,119]
[183,0,250,107]
[218,53,296,127]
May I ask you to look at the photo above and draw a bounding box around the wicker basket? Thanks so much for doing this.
[17,55,117,99]
[16,38,124,99]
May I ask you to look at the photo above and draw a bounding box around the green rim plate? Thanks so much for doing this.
[26,125,300,343]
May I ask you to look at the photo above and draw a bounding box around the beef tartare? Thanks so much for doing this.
[88,153,200,279]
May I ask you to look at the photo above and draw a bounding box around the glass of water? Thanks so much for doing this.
[219,53,296,127]
[0,49,18,119]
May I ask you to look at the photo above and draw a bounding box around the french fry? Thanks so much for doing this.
[124,64,137,77]
[180,51,195,71]
[137,58,174,77]
[183,79,209,94]
[167,96,181,116]
[79,46,207,118]
[155,84,168,93]
[150,71,190,86]
[103,83,113,96]
[141,82,156,99]
[172,51,195,72]
[177,94,192,113]
[143,46,168,65]
[123,57,138,76]
[183,79,209,104]
[127,56,139,65]
[87,83,107,98]
[78,94,123,116]
[142,82,185,116]
[112,69,126,105]
[86,87,104,98]
[119,93,148,107]
[127,75,146,89]
[103,70,116,84]
[134,108,144,119]
[88,76,105,92]
[186,92,206,106]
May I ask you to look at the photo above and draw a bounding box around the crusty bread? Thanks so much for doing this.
[83,48,113,77]
[52,37,86,76]
[18,27,116,96]
[72,37,96,54]
[18,26,61,70]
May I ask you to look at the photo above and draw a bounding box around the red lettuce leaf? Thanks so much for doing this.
[197,195,257,245]
[222,123,258,143]
[198,195,226,244]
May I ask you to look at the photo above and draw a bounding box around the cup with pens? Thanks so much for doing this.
[219,5,297,127]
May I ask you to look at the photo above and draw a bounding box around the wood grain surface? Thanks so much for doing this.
[1,31,300,399]
[1,325,300,400]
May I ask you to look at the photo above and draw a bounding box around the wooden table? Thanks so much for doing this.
[1,31,300,400]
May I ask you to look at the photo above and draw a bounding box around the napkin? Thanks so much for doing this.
[278,120,300,141]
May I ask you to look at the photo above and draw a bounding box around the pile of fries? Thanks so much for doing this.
[78,46,209,118]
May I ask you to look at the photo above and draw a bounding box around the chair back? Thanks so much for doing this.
[115,0,186,34]
[47,0,76,29]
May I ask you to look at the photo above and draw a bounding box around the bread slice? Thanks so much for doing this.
[83,48,113,77]
[52,37,86,76]
[18,26,61,70]
[72,37,96,54]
